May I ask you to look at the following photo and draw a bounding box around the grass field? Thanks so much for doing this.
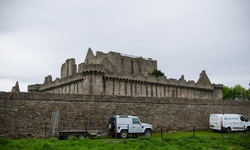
[1,131,250,150]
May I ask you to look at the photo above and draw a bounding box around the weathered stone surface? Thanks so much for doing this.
[11,81,20,92]
[28,49,223,100]
[0,92,249,138]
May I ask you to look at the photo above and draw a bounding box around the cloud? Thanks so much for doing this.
[0,0,249,91]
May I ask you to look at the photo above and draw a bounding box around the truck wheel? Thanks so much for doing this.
[144,129,152,137]
[120,130,128,138]
[226,127,231,133]
[108,122,115,131]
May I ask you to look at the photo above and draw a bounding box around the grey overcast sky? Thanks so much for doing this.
[0,0,249,92]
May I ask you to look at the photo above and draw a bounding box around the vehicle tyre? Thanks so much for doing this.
[67,135,74,139]
[58,136,64,140]
[119,130,128,138]
[78,135,85,139]
[108,122,115,131]
[226,127,231,133]
[246,127,250,132]
[144,129,152,137]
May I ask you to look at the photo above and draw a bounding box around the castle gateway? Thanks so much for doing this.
[28,48,223,100]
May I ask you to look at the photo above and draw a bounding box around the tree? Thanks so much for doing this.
[223,84,249,100]
[246,89,250,100]
[150,69,164,77]
[222,86,233,100]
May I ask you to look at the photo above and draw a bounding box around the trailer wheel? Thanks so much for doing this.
[67,135,75,139]
[226,127,231,133]
[58,135,64,140]
[79,135,85,139]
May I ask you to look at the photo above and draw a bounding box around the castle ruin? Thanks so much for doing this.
[3,48,250,139]
[28,48,223,100]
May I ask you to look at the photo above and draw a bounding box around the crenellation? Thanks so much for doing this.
[28,84,41,92]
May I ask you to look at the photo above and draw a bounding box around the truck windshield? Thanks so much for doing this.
[133,118,140,124]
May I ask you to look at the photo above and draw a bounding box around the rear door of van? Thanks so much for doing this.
[210,114,221,131]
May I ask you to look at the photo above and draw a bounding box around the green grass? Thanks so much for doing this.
[1,131,250,150]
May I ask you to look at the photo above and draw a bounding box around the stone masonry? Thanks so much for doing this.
[0,92,250,138]
[28,48,223,100]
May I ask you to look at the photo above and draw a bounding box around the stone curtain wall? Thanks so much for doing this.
[1,92,249,138]
[28,49,223,100]
[103,76,217,99]
[37,73,221,100]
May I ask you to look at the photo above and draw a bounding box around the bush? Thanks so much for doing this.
[150,69,165,77]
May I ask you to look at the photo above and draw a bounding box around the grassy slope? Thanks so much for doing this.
[1,131,250,150]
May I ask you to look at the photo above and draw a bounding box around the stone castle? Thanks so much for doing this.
[2,48,250,139]
[28,48,223,100]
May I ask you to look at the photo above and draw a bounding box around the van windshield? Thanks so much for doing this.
[240,116,248,122]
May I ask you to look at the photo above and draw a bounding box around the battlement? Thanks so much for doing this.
[28,48,223,100]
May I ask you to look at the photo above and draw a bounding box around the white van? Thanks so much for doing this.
[209,114,250,133]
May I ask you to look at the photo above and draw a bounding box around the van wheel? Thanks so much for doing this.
[120,130,128,138]
[226,127,231,133]
[144,129,152,137]
[246,127,250,132]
